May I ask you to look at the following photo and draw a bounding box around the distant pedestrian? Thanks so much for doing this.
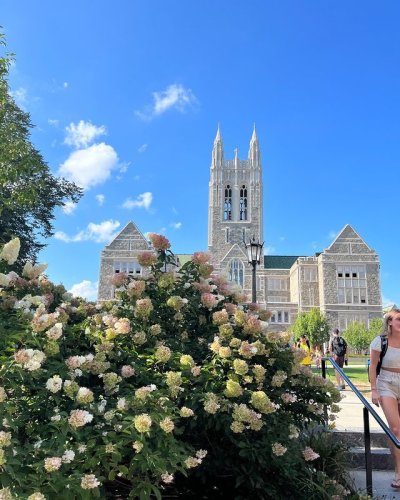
[329,329,347,390]
[299,334,312,367]
[314,345,322,370]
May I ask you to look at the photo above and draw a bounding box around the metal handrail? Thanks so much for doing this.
[322,357,400,496]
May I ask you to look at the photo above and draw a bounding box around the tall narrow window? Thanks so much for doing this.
[239,185,248,220]
[224,185,232,220]
[228,259,244,287]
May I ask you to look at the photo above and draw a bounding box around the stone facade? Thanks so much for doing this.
[98,126,382,332]
[98,222,150,301]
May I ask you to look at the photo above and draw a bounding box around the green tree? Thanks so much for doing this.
[0,34,82,266]
[343,321,374,354]
[368,316,384,338]
[291,307,330,347]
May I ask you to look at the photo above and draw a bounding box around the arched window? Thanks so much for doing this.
[228,259,244,287]
[239,185,248,220]
[224,185,232,220]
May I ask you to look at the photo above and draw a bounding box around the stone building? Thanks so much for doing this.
[98,126,382,331]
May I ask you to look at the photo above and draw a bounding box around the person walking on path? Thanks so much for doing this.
[370,308,400,490]
[329,328,347,390]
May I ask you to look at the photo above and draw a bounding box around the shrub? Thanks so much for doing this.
[0,238,349,499]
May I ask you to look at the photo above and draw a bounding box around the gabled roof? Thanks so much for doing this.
[263,255,299,269]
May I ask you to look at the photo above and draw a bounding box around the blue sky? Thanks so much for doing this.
[2,1,400,305]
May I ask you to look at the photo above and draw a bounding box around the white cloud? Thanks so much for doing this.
[63,82,69,88]
[135,84,198,121]
[96,194,105,206]
[69,280,98,301]
[170,222,182,229]
[264,246,276,255]
[138,143,148,153]
[119,163,129,174]
[48,119,59,127]
[58,143,119,189]
[10,87,28,107]
[54,219,120,243]
[64,120,107,148]
[62,201,77,215]
[122,192,153,210]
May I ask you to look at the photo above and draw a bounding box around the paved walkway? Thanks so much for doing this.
[333,373,400,497]
[334,385,386,431]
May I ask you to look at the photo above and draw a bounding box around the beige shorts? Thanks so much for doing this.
[377,370,400,400]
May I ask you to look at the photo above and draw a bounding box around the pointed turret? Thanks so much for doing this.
[248,124,261,167]
[211,124,224,168]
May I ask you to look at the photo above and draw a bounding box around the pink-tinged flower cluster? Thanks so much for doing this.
[81,474,101,490]
[102,314,118,327]
[243,316,263,336]
[193,281,213,293]
[121,365,135,378]
[0,237,20,265]
[44,457,62,472]
[31,304,60,333]
[135,298,153,318]
[201,293,218,310]
[192,252,210,265]
[127,279,146,297]
[303,447,320,461]
[281,392,298,403]
[15,349,46,371]
[114,318,131,334]
[111,272,128,287]
[137,251,158,267]
[68,409,94,428]
[149,233,170,251]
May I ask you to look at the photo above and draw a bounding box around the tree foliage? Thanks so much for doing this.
[291,308,330,347]
[0,34,82,266]
[343,321,374,354]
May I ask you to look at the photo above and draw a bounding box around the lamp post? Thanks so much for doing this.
[244,236,264,303]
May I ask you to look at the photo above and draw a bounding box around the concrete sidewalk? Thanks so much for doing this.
[334,383,400,497]
[334,385,386,431]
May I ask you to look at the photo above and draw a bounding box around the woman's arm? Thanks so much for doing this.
[369,348,381,407]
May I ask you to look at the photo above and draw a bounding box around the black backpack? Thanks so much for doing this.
[376,334,389,377]
[332,336,347,357]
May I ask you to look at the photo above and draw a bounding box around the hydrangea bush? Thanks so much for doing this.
[0,236,351,499]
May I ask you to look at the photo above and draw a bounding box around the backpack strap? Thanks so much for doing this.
[377,334,388,376]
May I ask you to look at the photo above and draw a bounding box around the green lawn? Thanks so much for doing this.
[313,361,370,387]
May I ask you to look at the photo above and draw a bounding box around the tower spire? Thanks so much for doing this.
[212,124,224,168]
[248,123,260,167]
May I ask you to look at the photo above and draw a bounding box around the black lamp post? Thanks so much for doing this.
[244,236,264,303]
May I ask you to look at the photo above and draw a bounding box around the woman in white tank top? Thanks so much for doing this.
[370,308,400,489]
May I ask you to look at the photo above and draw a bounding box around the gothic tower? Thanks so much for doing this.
[208,126,264,296]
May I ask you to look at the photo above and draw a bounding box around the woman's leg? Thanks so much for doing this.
[380,396,400,478]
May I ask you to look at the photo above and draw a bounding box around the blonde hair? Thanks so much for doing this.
[383,307,400,336]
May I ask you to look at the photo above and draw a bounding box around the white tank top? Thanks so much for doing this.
[370,335,400,369]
